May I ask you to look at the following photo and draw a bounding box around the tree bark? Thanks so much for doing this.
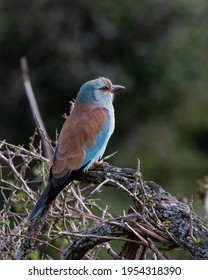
[64,165,208,260]
[13,165,208,260]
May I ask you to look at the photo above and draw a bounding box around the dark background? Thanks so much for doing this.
[1,0,208,215]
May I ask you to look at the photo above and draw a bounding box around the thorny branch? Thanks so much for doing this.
[0,139,208,260]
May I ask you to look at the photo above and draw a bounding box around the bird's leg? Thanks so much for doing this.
[90,160,110,170]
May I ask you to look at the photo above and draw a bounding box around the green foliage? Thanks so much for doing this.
[29,249,41,260]
[194,238,201,245]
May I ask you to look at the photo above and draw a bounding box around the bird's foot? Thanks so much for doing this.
[90,161,109,170]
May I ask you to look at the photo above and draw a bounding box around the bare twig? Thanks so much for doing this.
[20,57,53,159]
[198,176,208,220]
[147,238,167,260]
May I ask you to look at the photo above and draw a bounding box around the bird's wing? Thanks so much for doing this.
[51,103,106,180]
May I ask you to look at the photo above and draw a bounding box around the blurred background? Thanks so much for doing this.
[1,0,208,215]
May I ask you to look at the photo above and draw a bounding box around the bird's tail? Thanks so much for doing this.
[29,167,87,222]
[29,180,65,222]
[29,181,52,222]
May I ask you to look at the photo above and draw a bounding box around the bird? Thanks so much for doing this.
[29,77,125,222]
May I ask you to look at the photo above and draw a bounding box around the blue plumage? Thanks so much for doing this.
[82,108,115,171]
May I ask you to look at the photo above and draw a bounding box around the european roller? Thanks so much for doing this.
[29,77,125,221]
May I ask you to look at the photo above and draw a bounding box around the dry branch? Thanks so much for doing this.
[65,165,208,260]
[20,57,53,160]
[1,139,208,260]
[12,168,208,259]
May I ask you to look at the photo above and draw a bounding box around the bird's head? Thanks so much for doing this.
[76,77,125,105]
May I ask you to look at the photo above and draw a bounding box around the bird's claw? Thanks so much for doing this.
[89,161,109,170]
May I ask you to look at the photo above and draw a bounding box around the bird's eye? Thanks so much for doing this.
[100,86,109,91]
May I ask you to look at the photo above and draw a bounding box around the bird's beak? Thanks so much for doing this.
[111,84,126,93]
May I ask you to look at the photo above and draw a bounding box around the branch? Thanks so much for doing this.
[64,165,208,260]
[20,57,53,159]
[11,164,208,260]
